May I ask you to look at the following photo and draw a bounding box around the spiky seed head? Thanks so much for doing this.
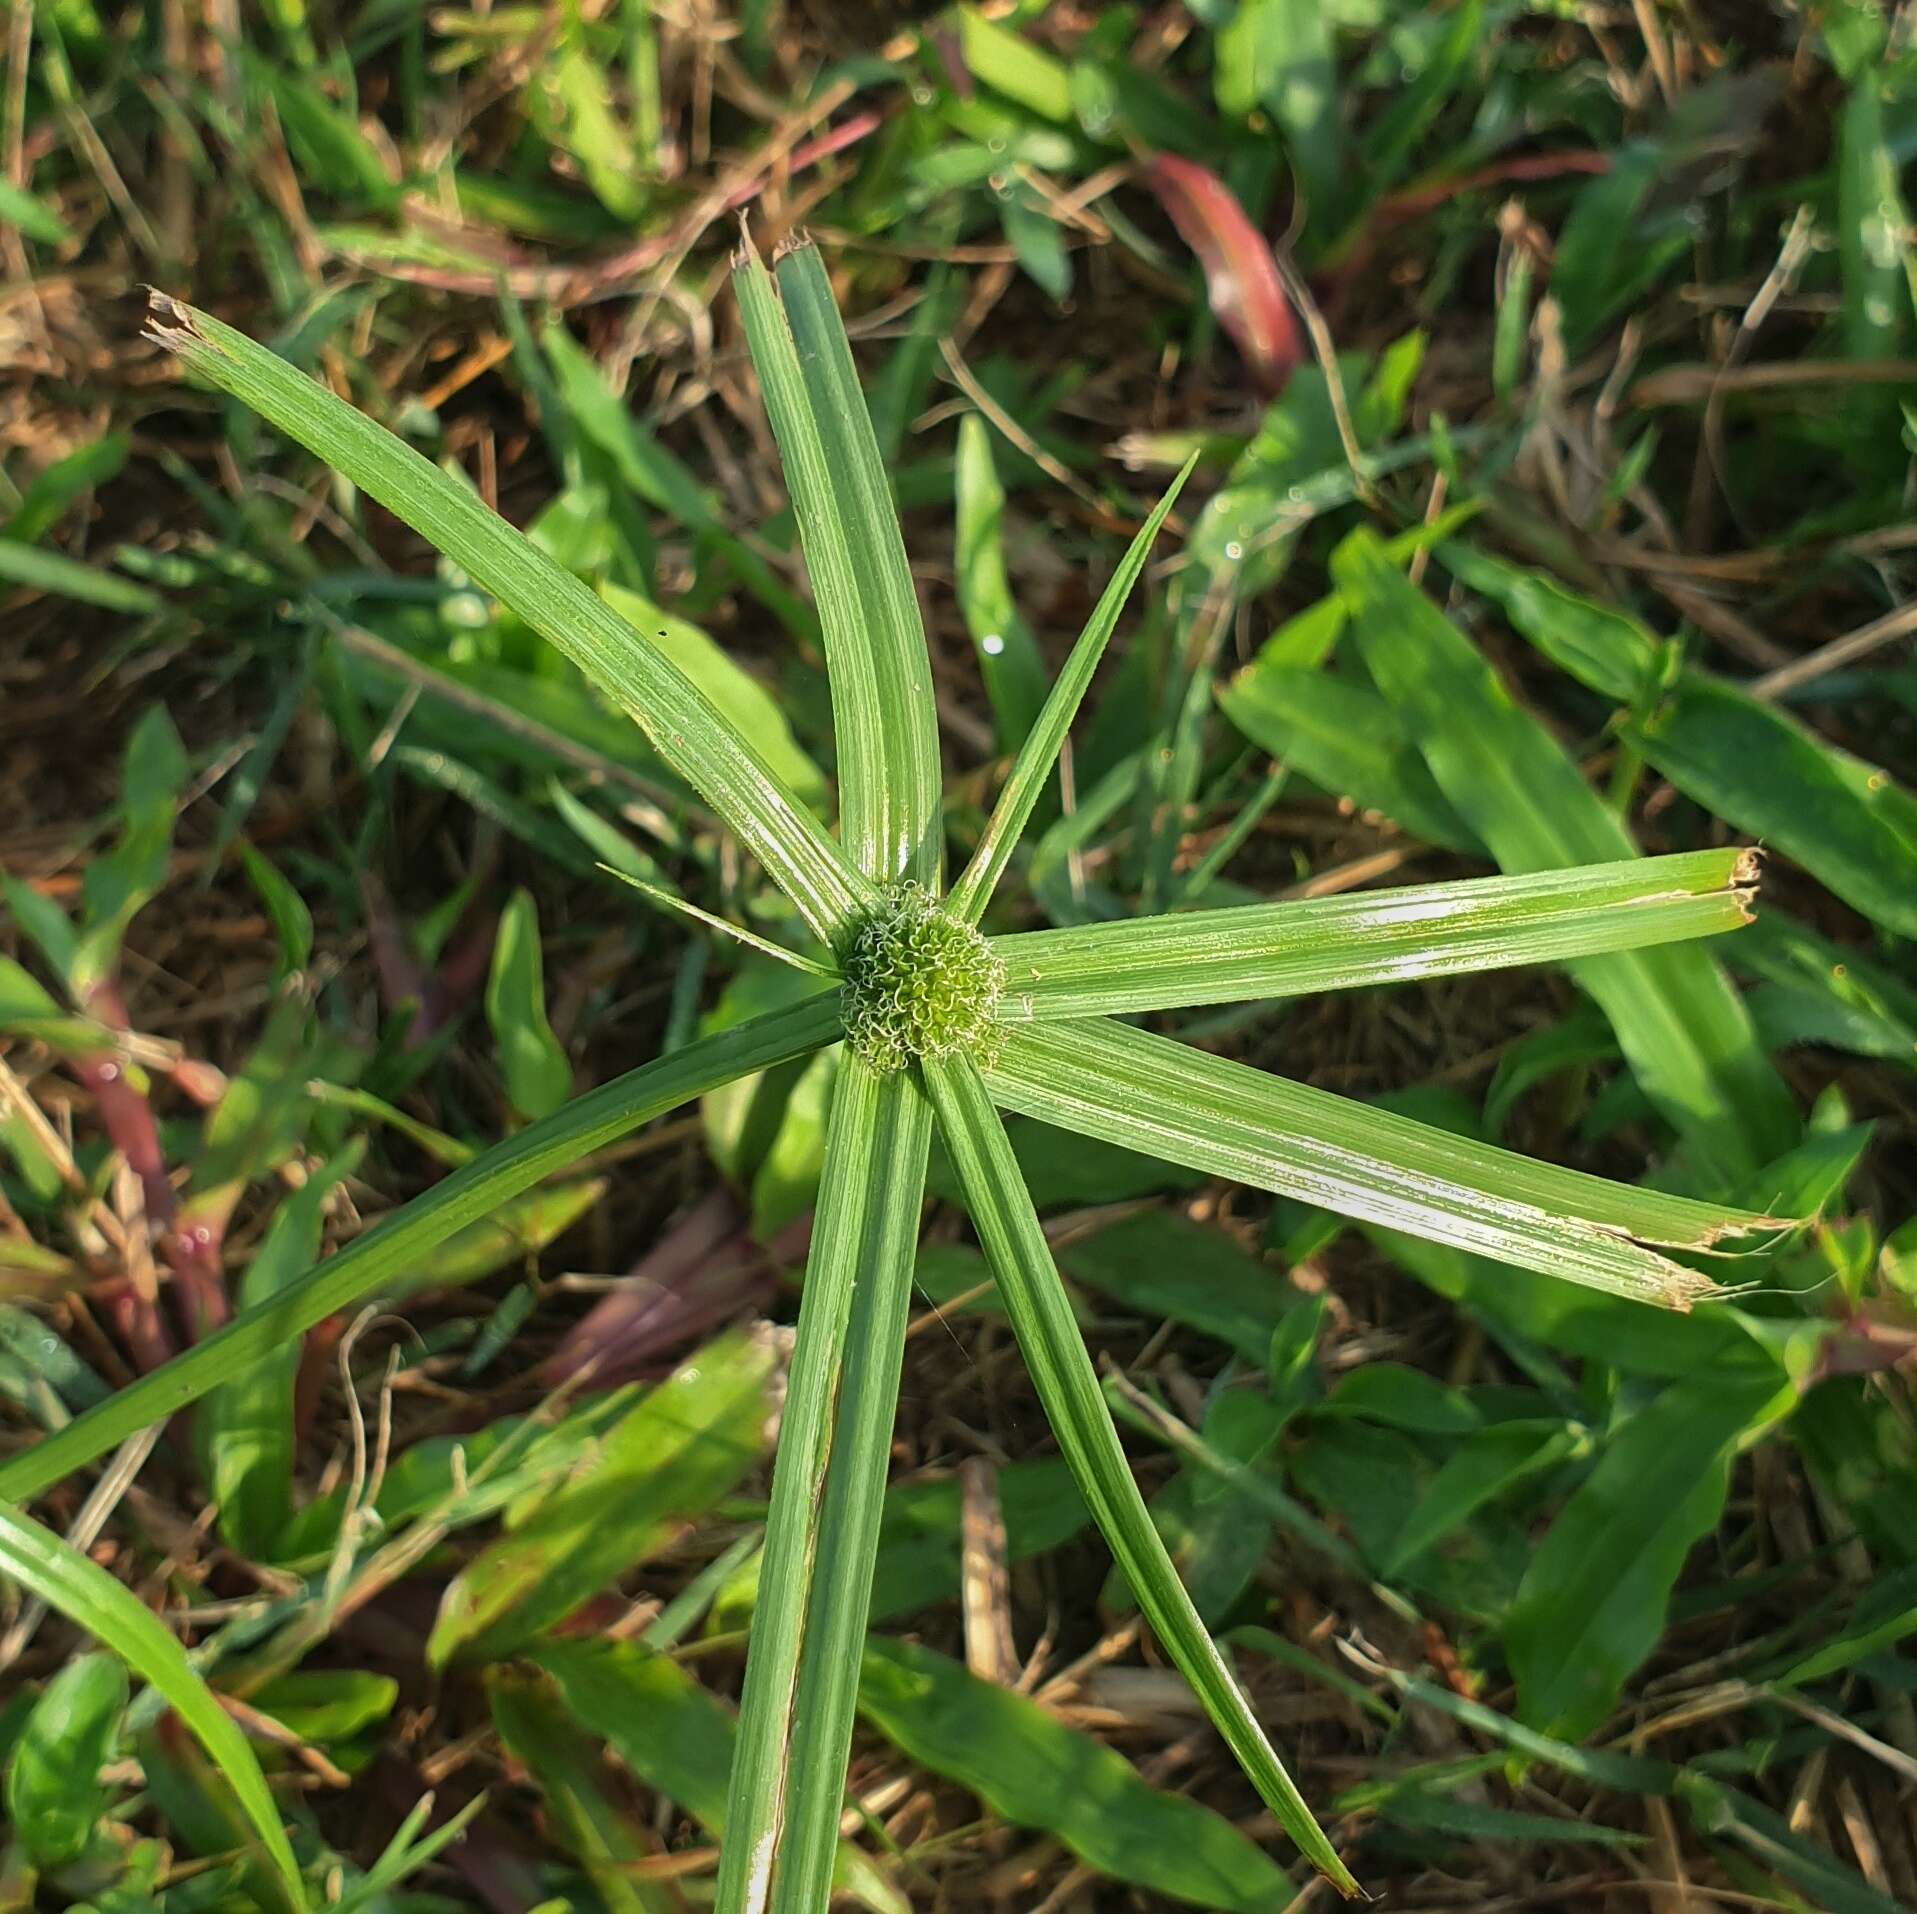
[839,882,1005,1075]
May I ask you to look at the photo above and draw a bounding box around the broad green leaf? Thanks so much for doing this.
[489,1672,677,1914]
[533,1641,908,1914]
[1625,678,1917,941]
[955,5,1075,122]
[985,1019,1786,1308]
[953,414,1049,749]
[1319,1364,1481,1435]
[485,889,573,1121]
[429,1326,779,1663]
[1505,1371,1792,1740]
[0,176,73,246]
[1217,662,1485,855]
[3,431,130,544]
[249,1669,398,1746]
[200,1145,361,1558]
[144,293,865,943]
[599,582,829,812]
[1060,1209,1289,1362]
[75,707,189,1000]
[1378,1421,1584,1575]
[1440,543,1917,941]
[948,457,1194,921]
[859,1632,1305,1911]
[999,185,1073,300]
[733,238,941,886]
[0,1501,302,1903]
[922,1052,1357,1895]
[991,849,1757,1019]
[1335,531,1797,1183]
[0,991,840,1502]
[1216,0,1345,246]
[5,1652,127,1867]
[1434,542,1661,704]
[716,1061,933,1914]
[0,955,104,1049]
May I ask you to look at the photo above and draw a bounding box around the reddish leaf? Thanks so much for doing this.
[1146,153,1303,394]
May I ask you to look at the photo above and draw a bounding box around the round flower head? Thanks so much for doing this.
[838,882,1005,1074]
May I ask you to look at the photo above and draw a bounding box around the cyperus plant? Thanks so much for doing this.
[0,241,1791,1908]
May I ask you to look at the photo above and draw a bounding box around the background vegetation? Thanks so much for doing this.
[3,0,1916,1908]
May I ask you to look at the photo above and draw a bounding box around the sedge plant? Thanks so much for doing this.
[0,240,1792,1908]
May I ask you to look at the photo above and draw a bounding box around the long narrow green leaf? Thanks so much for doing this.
[1333,530,1796,1183]
[991,848,1757,1020]
[144,293,866,943]
[953,413,1050,749]
[0,992,842,1503]
[984,1021,1789,1308]
[770,1075,929,1914]
[732,238,942,886]
[534,1641,908,1914]
[716,1059,933,1914]
[0,1500,303,1905]
[921,1051,1359,1898]
[947,456,1197,923]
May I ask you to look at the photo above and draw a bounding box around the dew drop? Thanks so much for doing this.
[981,632,1005,656]
[1223,540,1243,560]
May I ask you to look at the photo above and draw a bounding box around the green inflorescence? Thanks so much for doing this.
[838,882,1006,1074]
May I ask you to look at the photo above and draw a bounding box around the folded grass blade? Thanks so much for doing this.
[0,991,842,1502]
[716,1059,933,1914]
[948,457,1195,923]
[984,1021,1789,1309]
[991,848,1757,1020]
[143,293,865,943]
[921,1051,1359,1897]
[0,1499,303,1905]
[733,238,942,886]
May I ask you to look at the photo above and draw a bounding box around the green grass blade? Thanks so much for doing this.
[0,537,162,614]
[991,848,1758,1020]
[143,293,866,944]
[947,456,1197,924]
[716,1057,932,1914]
[984,1021,1791,1309]
[953,413,1049,749]
[769,1071,931,1914]
[0,1499,304,1906]
[733,237,942,886]
[1332,530,1796,1183]
[0,992,842,1503]
[920,1052,1359,1898]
